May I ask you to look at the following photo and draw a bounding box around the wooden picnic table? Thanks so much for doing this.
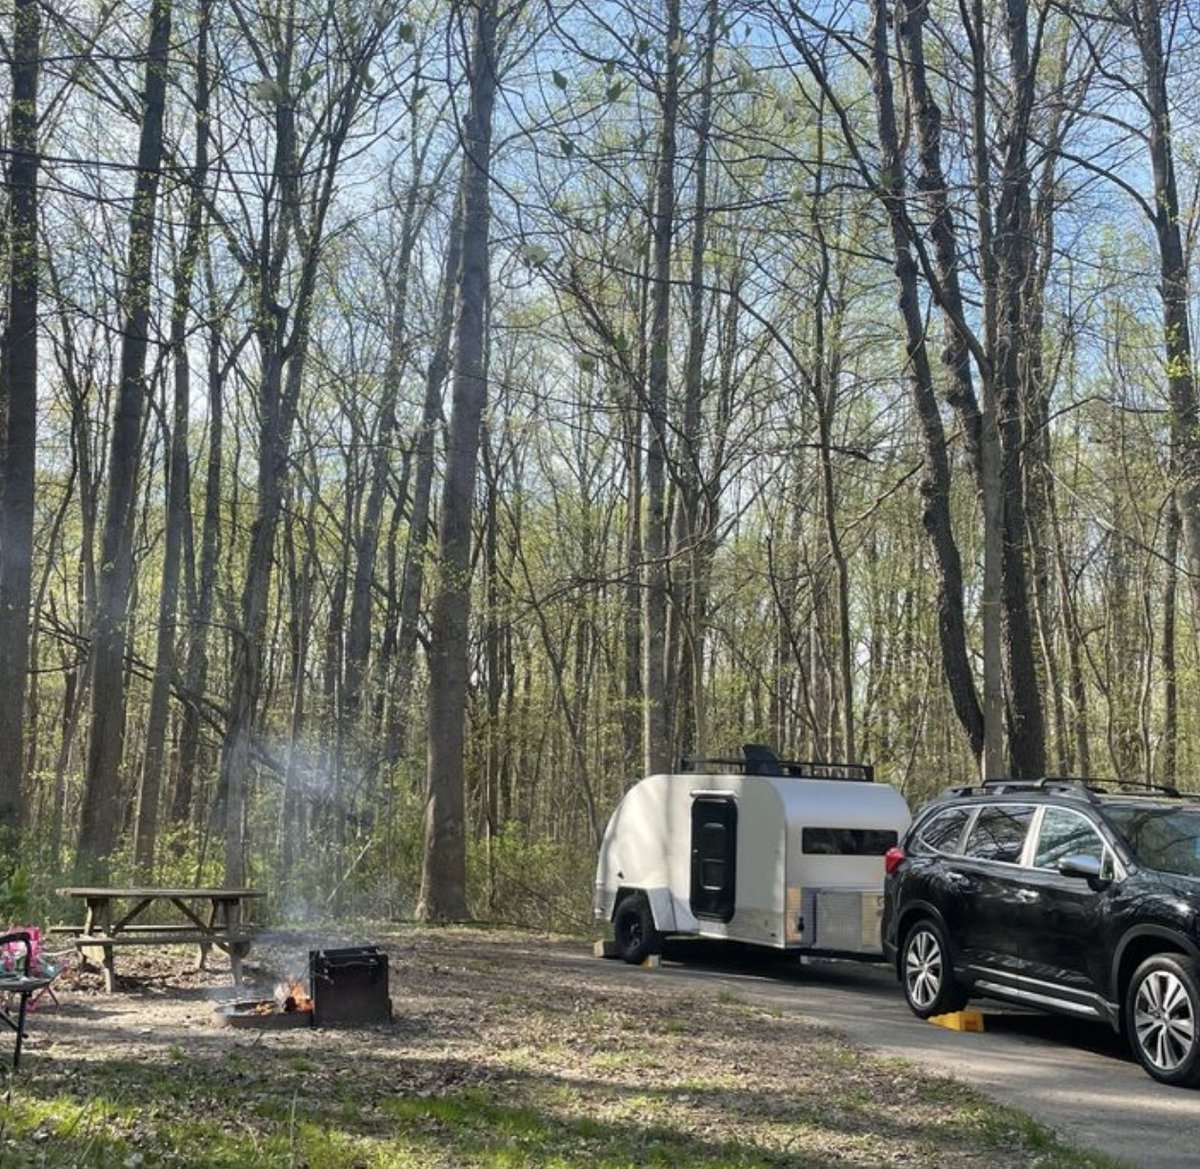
[55,887,265,992]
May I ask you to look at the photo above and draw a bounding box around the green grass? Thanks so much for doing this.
[2,1061,1127,1169]
[0,928,1137,1169]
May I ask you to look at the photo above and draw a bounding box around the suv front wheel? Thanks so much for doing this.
[1126,954,1200,1087]
[901,919,968,1018]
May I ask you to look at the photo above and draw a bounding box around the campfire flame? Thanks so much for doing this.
[272,977,314,1013]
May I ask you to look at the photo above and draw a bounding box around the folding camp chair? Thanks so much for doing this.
[0,930,54,1069]
[1,926,62,1010]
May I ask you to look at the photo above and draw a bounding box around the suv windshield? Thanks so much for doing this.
[1105,804,1200,877]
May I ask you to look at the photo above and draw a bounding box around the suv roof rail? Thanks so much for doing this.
[937,777,1101,800]
[944,775,1192,801]
[984,777,1102,800]
[1074,776,1184,798]
[678,743,874,783]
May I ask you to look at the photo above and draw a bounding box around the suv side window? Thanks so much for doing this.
[962,804,1035,864]
[911,806,972,855]
[1034,807,1109,872]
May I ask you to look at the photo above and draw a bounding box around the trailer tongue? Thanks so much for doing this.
[594,744,911,964]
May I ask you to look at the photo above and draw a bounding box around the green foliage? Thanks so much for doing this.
[0,863,31,922]
[468,823,595,933]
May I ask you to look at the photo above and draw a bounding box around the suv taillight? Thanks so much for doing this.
[884,846,906,876]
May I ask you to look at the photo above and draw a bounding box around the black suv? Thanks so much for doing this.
[882,778,1200,1086]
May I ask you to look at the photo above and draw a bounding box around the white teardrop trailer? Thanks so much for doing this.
[594,745,912,963]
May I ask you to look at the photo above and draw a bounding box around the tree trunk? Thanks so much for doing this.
[992,0,1045,778]
[896,0,1004,776]
[173,276,225,827]
[623,395,643,769]
[1162,494,1179,781]
[1133,0,1200,640]
[0,0,39,832]
[78,0,172,870]
[867,0,984,761]
[417,0,498,921]
[215,6,383,884]
[343,133,446,726]
[643,0,681,776]
[388,196,464,762]
[135,0,211,871]
[673,0,718,762]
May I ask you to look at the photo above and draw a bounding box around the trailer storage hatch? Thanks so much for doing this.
[800,890,884,952]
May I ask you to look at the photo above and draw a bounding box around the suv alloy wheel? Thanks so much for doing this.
[901,919,967,1018]
[1126,954,1200,1087]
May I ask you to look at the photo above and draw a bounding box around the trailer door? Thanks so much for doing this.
[690,796,737,922]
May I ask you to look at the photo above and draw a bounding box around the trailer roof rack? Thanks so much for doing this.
[678,743,874,783]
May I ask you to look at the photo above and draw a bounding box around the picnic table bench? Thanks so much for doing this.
[0,930,55,1069]
[54,887,264,992]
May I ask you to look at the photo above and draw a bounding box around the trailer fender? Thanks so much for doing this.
[615,886,678,934]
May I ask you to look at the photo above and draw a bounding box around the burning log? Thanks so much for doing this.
[273,977,314,1013]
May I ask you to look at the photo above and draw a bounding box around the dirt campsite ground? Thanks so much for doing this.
[2,925,1124,1168]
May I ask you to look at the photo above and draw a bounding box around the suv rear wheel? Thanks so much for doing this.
[901,918,968,1018]
[1126,954,1200,1087]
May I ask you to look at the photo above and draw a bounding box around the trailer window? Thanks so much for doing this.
[802,827,898,856]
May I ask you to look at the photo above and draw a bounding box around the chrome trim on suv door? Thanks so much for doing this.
[973,978,1104,1018]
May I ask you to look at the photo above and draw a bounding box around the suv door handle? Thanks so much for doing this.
[944,870,972,887]
[1014,889,1039,903]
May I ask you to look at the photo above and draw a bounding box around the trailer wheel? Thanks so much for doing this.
[614,893,662,964]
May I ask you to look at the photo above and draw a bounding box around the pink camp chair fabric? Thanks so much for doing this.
[1,927,61,1010]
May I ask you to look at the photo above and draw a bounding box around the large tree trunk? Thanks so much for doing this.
[77,0,172,870]
[388,197,463,761]
[135,0,211,871]
[867,0,984,761]
[1162,494,1179,780]
[673,0,718,762]
[992,0,1046,778]
[214,7,384,884]
[896,0,1003,776]
[173,277,226,828]
[0,0,40,831]
[1133,0,1200,639]
[643,0,681,776]
[343,140,441,727]
[417,0,498,921]
[622,396,643,769]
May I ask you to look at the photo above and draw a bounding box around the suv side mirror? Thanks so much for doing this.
[1057,854,1103,881]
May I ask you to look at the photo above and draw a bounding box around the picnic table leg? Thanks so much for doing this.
[202,899,245,981]
[80,898,116,992]
[97,945,115,993]
[196,899,219,972]
[229,941,248,985]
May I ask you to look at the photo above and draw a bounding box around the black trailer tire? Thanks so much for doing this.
[900,918,968,1018]
[613,893,662,964]
[1125,954,1200,1087]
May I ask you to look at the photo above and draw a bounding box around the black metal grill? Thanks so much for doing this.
[308,945,391,1027]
